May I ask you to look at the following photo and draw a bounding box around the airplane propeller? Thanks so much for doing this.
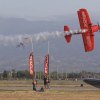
[97,22,100,32]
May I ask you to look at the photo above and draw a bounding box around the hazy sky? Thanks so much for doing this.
[0,0,100,72]
[0,0,99,19]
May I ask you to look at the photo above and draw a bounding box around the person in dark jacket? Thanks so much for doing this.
[38,87,45,92]
[44,75,47,88]
[32,80,37,91]
[46,78,50,89]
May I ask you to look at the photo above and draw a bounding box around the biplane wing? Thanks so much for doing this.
[77,9,94,52]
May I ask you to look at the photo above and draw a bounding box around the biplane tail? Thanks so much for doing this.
[64,26,72,43]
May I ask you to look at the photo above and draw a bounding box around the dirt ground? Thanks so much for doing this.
[0,90,100,100]
[0,80,100,100]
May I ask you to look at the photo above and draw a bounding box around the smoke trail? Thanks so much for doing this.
[0,31,65,45]
[32,31,64,41]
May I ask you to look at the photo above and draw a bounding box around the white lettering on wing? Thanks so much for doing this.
[82,12,88,28]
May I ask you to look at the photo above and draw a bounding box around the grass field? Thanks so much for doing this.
[0,80,100,100]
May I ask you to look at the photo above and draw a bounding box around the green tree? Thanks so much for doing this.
[12,69,17,79]
[3,70,8,79]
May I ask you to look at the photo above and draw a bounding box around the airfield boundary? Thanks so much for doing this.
[0,80,100,100]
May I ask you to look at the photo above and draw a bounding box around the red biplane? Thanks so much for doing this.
[64,8,100,52]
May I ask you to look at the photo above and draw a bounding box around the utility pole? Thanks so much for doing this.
[62,68,63,79]
[57,66,59,80]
